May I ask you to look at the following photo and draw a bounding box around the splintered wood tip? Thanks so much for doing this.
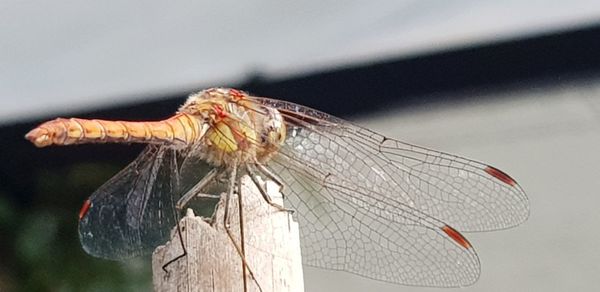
[25,127,52,147]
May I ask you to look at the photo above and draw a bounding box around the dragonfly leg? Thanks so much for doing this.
[161,210,188,273]
[222,165,237,229]
[163,169,223,272]
[222,165,264,292]
[254,162,285,192]
[176,168,221,210]
[246,164,293,213]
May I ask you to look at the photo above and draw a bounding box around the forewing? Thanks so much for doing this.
[78,144,212,260]
[253,97,529,232]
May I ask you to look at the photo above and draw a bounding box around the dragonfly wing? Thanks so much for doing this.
[368,132,529,232]
[253,97,528,232]
[78,144,213,260]
[269,151,480,287]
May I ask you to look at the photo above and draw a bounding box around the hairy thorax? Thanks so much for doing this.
[178,88,286,168]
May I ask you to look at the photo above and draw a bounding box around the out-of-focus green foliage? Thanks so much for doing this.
[0,163,153,292]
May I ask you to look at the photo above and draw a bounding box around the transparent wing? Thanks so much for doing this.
[268,155,480,286]
[249,96,529,286]
[78,144,214,260]
[253,97,529,232]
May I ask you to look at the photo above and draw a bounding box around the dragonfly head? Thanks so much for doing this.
[265,109,286,145]
[257,106,287,161]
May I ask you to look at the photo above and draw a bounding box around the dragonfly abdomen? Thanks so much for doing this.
[25,114,202,147]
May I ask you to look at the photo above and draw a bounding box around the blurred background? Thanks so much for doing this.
[1,1,600,291]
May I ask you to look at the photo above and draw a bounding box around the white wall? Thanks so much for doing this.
[1,0,599,123]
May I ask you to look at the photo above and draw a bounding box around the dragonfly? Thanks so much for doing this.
[25,88,528,287]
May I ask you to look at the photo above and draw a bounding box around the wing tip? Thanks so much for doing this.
[484,165,517,186]
[78,199,92,220]
[441,225,472,249]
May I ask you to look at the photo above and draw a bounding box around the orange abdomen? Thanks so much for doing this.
[25,113,202,148]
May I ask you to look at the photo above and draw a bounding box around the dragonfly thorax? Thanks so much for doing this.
[178,88,286,168]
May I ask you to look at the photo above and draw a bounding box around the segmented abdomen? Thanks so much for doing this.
[25,113,202,148]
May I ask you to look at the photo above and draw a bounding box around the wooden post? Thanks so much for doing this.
[152,175,304,292]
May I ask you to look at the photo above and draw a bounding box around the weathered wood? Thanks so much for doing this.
[152,175,304,292]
